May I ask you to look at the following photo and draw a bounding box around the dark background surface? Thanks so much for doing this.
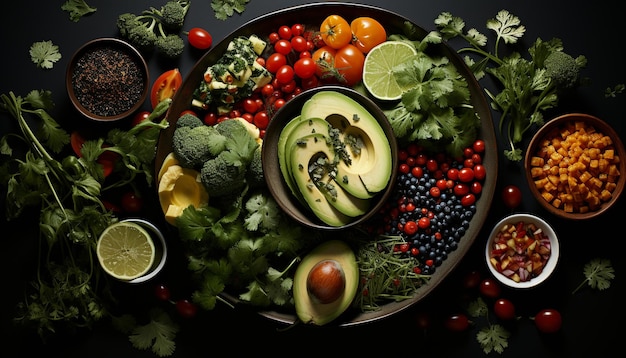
[1,1,624,357]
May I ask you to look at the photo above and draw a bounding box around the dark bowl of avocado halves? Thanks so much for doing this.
[262,85,399,230]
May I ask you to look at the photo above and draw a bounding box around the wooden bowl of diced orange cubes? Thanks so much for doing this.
[525,113,625,219]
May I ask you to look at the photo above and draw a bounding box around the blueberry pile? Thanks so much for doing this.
[368,141,487,275]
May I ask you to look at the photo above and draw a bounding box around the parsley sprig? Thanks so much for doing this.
[435,10,586,161]
[0,90,169,338]
[211,0,250,21]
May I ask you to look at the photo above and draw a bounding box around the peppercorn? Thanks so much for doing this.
[71,45,145,118]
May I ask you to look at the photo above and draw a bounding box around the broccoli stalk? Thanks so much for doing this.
[435,10,586,162]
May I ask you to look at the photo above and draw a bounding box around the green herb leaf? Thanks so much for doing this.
[572,258,615,294]
[61,0,97,22]
[128,309,179,357]
[476,324,510,354]
[211,0,250,20]
[29,41,62,69]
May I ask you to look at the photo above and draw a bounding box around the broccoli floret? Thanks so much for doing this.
[200,152,247,197]
[214,117,249,138]
[246,145,265,188]
[115,1,190,58]
[159,0,191,31]
[155,31,185,58]
[117,13,138,37]
[172,125,227,169]
[544,51,587,90]
[176,112,204,128]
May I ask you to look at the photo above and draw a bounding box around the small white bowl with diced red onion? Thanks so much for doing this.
[485,213,559,289]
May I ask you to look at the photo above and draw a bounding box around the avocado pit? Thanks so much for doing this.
[307,259,346,304]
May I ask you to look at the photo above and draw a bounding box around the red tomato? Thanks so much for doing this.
[473,139,486,153]
[350,17,387,53]
[479,278,502,298]
[273,39,292,55]
[277,25,292,40]
[275,65,295,85]
[494,298,516,320]
[294,57,317,79]
[502,184,522,209]
[334,44,365,86]
[290,35,308,53]
[121,191,143,213]
[132,110,151,127]
[320,14,352,49]
[187,27,212,50]
[154,284,171,301]
[265,52,287,73]
[534,309,562,333]
[150,68,183,109]
[444,313,470,332]
[175,299,198,318]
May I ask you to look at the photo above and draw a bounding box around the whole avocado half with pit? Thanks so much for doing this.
[300,91,393,199]
[293,239,359,326]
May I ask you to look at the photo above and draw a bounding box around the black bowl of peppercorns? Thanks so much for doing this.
[66,37,149,122]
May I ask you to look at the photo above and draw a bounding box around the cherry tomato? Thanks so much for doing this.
[312,45,336,78]
[291,23,304,37]
[458,167,475,182]
[290,35,309,53]
[132,110,151,127]
[494,298,516,320]
[534,308,562,333]
[462,270,481,289]
[277,25,292,40]
[334,44,365,86]
[265,52,286,73]
[150,68,183,109]
[473,164,486,180]
[473,139,486,153]
[502,184,522,209]
[253,111,270,129]
[320,14,352,49]
[175,299,198,318]
[479,278,501,298]
[154,284,171,301]
[294,57,317,79]
[70,131,116,177]
[444,313,470,332]
[275,65,295,85]
[350,17,387,53]
[187,27,212,50]
[273,39,292,55]
[121,191,143,213]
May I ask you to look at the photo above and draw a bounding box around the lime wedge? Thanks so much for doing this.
[97,221,155,281]
[362,41,418,101]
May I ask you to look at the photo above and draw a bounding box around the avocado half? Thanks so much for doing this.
[293,239,359,325]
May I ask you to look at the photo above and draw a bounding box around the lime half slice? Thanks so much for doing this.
[362,40,418,101]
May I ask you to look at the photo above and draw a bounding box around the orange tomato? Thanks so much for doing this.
[319,15,352,49]
[350,17,387,53]
[312,45,337,78]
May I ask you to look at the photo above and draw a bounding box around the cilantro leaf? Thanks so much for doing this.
[29,41,62,69]
[211,0,250,21]
[61,0,97,22]
[486,10,526,45]
[572,258,615,294]
[243,191,281,232]
[128,309,179,357]
[476,324,510,354]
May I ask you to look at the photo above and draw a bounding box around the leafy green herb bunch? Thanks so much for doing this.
[435,10,587,161]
